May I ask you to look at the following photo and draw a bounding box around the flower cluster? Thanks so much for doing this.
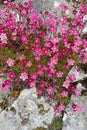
[0,0,86,113]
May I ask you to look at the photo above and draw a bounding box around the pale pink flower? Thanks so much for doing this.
[74,40,82,46]
[12,30,17,36]
[74,89,81,96]
[67,58,75,66]
[72,104,83,113]
[69,73,76,81]
[35,55,40,61]
[0,33,7,44]
[50,57,58,65]
[50,68,56,74]
[53,6,59,13]
[58,104,65,112]
[6,58,14,67]
[56,71,63,78]
[83,54,87,64]
[30,82,36,87]
[18,54,25,61]
[59,25,67,33]
[48,63,55,69]
[47,87,54,95]
[20,71,28,81]
[64,42,70,48]
[51,45,58,53]
[26,61,32,67]
[51,37,58,44]
[44,41,51,48]
[72,46,79,53]
[63,80,70,89]
[61,91,68,97]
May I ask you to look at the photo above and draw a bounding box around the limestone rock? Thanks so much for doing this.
[0,88,55,130]
[15,0,68,13]
[62,96,87,130]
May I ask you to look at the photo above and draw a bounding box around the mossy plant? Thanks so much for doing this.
[33,127,47,130]
[48,117,63,130]
[32,116,63,130]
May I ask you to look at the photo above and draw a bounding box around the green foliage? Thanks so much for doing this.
[33,117,63,130]
[48,117,63,130]
[41,55,50,66]
[60,97,70,106]
[33,127,46,130]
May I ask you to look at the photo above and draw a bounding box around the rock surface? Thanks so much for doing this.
[62,95,87,130]
[15,0,68,13]
[0,88,55,130]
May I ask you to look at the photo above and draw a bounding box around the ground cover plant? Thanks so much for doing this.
[0,0,87,114]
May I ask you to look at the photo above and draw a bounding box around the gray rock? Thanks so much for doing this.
[62,96,87,130]
[15,0,68,13]
[0,88,55,130]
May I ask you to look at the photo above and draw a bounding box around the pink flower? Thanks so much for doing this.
[30,73,37,80]
[58,104,65,112]
[74,89,81,96]
[51,37,58,44]
[67,58,75,66]
[44,41,51,48]
[8,71,15,79]
[50,57,58,65]
[72,46,79,53]
[1,80,11,91]
[60,3,68,10]
[35,55,40,61]
[56,71,63,78]
[21,9,27,15]
[20,71,28,81]
[37,68,44,76]
[39,82,45,89]
[72,104,83,113]
[26,61,32,67]
[74,40,82,46]
[69,73,76,81]
[61,91,68,97]
[34,37,40,44]
[48,63,54,69]
[37,89,43,95]
[51,45,58,53]
[83,53,87,64]
[54,109,59,114]
[6,58,14,67]
[18,54,25,61]
[0,33,7,44]
[50,68,56,74]
[49,25,56,33]
[21,35,28,45]
[63,80,70,89]
[59,25,67,34]
[47,87,54,95]
[30,81,36,87]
